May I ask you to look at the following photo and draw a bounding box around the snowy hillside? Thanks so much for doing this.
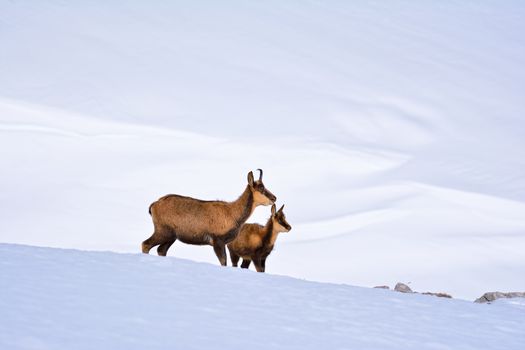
[1,1,525,301]
[1,244,524,350]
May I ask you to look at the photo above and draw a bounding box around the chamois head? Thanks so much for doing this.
[271,204,291,232]
[247,169,276,206]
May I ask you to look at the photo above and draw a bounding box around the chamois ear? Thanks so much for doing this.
[247,171,254,186]
[271,204,276,216]
[278,204,285,212]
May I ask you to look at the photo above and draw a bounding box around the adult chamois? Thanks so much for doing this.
[142,169,276,266]
[227,203,291,272]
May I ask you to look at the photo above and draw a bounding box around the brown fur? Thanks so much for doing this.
[227,204,291,272]
[141,170,276,266]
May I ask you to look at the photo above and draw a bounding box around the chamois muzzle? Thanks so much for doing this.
[265,190,277,204]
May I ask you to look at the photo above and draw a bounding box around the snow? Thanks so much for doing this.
[1,243,524,350]
[1,0,525,306]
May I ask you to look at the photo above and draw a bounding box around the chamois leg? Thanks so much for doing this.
[261,257,267,273]
[142,225,172,254]
[253,257,264,273]
[213,241,227,266]
[240,259,251,269]
[157,237,176,257]
[141,234,164,254]
[229,249,240,267]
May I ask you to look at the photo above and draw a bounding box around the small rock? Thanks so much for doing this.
[475,291,525,303]
[374,285,390,289]
[394,282,413,293]
[422,292,453,298]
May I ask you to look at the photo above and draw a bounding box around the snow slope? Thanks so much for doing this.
[1,244,524,350]
[1,1,525,300]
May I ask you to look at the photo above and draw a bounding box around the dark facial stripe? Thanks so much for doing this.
[278,217,291,230]
[263,189,276,202]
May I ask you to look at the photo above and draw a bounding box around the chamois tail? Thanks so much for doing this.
[148,202,155,215]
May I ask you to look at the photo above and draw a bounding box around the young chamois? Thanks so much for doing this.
[227,203,291,272]
[142,169,276,266]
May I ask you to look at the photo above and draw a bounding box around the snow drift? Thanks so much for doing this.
[1,244,524,350]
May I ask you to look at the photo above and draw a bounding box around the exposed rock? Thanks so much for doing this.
[394,282,413,293]
[374,285,390,289]
[422,292,453,298]
[381,283,452,298]
[475,291,525,303]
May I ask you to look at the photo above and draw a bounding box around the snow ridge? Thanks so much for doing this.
[1,244,524,350]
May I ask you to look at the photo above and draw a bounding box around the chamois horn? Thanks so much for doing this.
[257,168,263,181]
